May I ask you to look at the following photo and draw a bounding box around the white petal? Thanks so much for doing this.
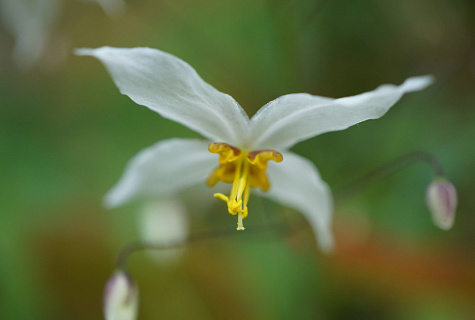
[250,75,434,150]
[0,0,60,70]
[75,47,249,144]
[139,199,188,263]
[104,138,216,208]
[262,152,334,252]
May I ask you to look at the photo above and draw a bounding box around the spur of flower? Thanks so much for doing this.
[76,46,433,251]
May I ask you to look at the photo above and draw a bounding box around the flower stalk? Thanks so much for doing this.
[334,151,445,200]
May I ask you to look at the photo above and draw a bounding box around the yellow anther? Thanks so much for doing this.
[207,143,283,230]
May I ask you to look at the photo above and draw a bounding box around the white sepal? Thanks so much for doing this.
[250,75,434,150]
[263,152,334,252]
[104,138,216,208]
[75,47,250,145]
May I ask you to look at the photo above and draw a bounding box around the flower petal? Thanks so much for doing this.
[262,152,334,252]
[250,75,434,150]
[75,47,249,144]
[104,138,216,208]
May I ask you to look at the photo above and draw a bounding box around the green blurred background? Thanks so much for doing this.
[1,0,474,319]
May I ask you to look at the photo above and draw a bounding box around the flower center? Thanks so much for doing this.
[207,142,283,230]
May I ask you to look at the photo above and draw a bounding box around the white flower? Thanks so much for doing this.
[0,0,125,70]
[76,46,434,252]
[103,270,138,320]
[139,198,188,263]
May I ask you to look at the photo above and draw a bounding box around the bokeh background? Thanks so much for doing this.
[1,0,474,319]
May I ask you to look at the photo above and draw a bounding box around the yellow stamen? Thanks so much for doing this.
[207,142,282,230]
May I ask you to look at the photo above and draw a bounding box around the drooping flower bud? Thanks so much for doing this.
[426,178,457,230]
[103,270,138,320]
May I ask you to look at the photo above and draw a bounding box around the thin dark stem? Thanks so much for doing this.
[116,218,291,270]
[334,151,444,200]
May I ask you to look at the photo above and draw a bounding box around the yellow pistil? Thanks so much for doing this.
[207,142,283,230]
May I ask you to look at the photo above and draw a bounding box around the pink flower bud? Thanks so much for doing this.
[103,270,138,320]
[426,178,457,230]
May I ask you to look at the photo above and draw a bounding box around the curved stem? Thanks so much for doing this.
[334,151,444,200]
[116,219,290,270]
